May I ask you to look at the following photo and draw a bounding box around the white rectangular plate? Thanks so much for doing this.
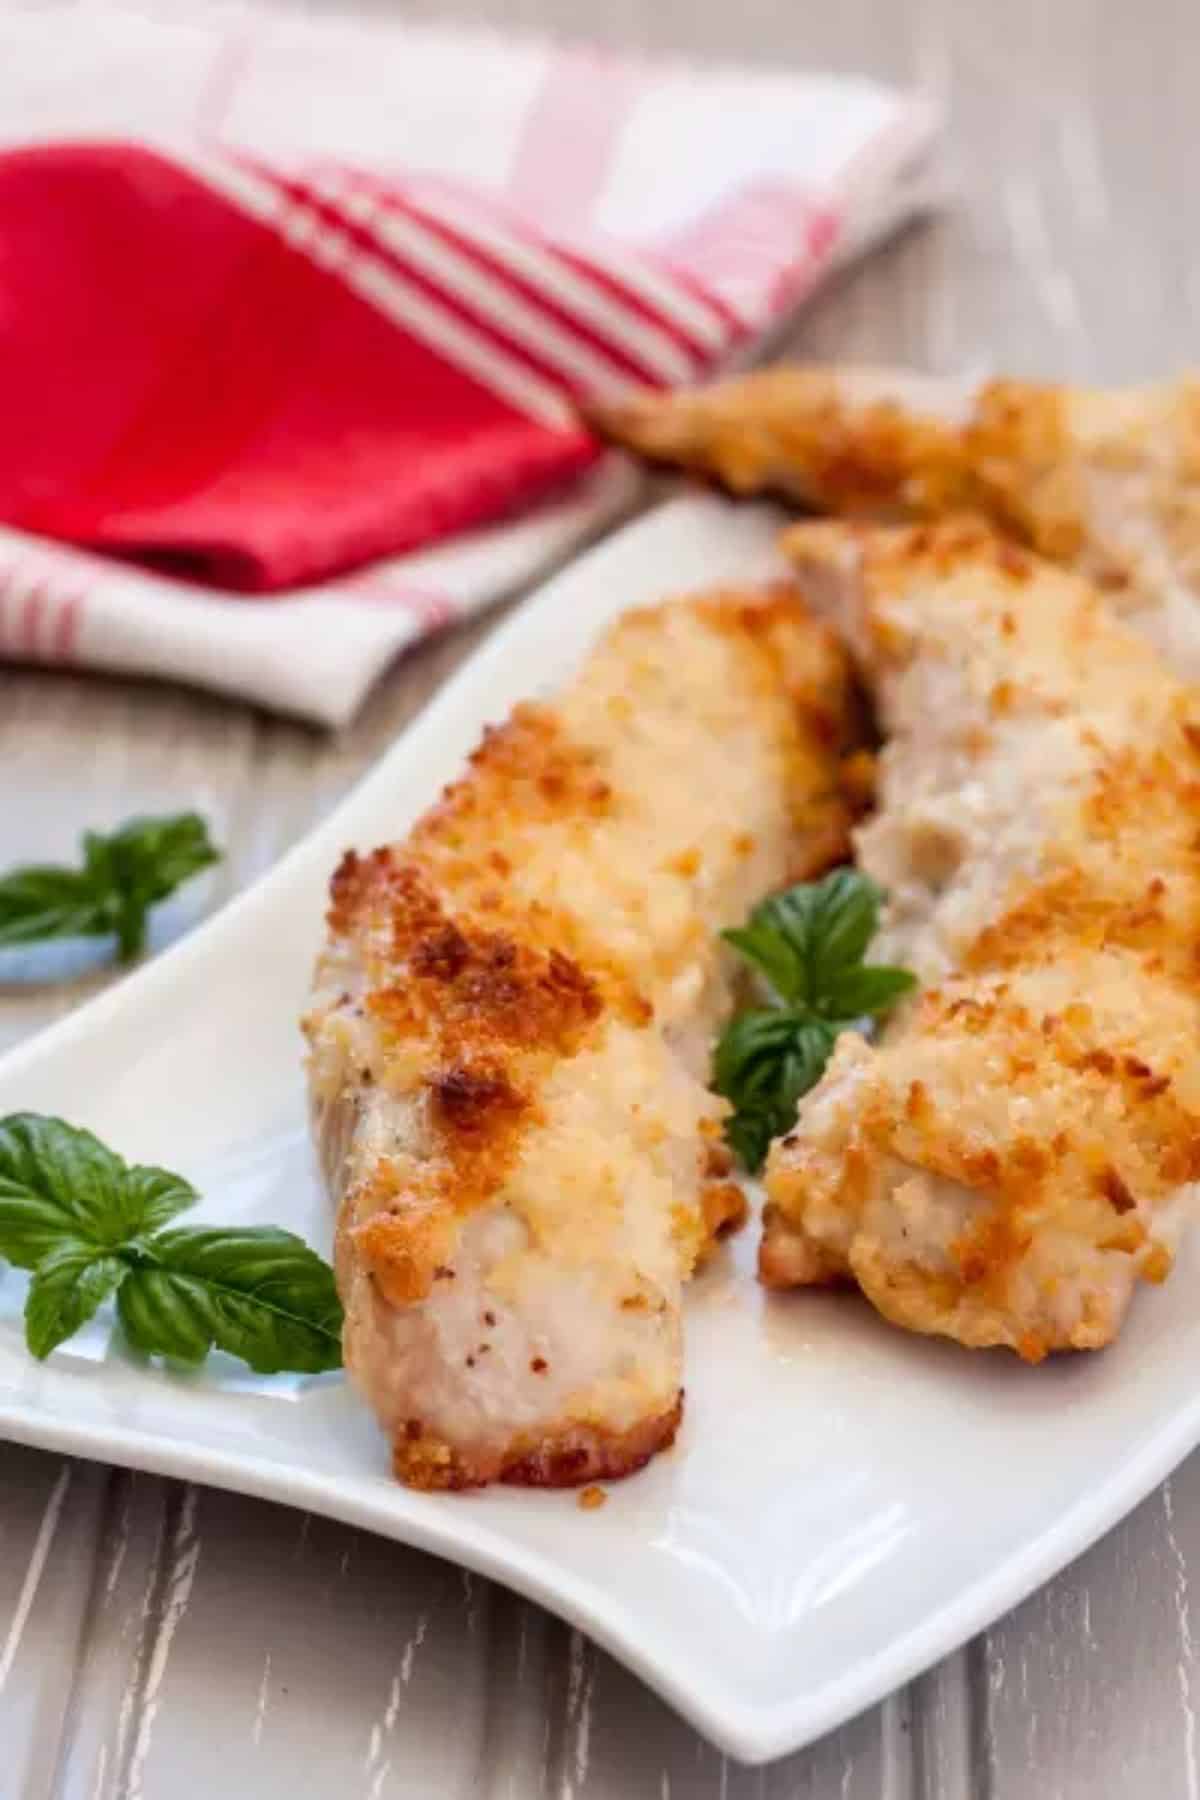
[1,494,1197,1766]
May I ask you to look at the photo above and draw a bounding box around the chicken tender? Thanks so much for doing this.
[588,368,1200,677]
[305,589,857,1488]
[762,519,1200,1359]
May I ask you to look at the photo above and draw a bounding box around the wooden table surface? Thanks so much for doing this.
[2,0,1195,1794]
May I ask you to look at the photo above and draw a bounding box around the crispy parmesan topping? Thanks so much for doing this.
[764,521,1200,1359]
[306,586,858,1485]
[589,365,1200,682]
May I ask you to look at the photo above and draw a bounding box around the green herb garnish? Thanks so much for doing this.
[0,1114,341,1371]
[0,813,220,964]
[712,870,917,1173]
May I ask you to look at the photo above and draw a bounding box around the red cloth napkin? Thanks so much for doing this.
[0,7,939,718]
[0,142,605,592]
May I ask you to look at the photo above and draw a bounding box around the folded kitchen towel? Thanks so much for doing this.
[0,5,939,724]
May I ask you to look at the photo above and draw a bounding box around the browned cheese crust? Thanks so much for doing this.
[586,368,974,515]
[322,595,855,1308]
[586,367,1200,611]
[393,1396,685,1492]
[763,520,1200,1360]
[306,587,861,1486]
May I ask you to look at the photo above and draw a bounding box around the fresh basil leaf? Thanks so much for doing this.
[723,870,886,1008]
[721,920,806,1005]
[0,1114,198,1265]
[25,1240,127,1359]
[117,1227,342,1374]
[712,871,916,1174]
[821,964,917,1021]
[117,1263,211,1364]
[723,1107,778,1178]
[802,868,885,983]
[0,1113,334,1375]
[713,1013,837,1174]
[711,1009,803,1103]
[0,1114,128,1264]
[776,1018,840,1111]
[119,1164,199,1235]
[765,868,884,1006]
[0,865,107,948]
[83,813,220,962]
[762,1017,839,1158]
[743,889,820,1004]
[0,812,219,966]
[96,813,219,902]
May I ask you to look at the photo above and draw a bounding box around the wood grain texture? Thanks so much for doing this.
[0,0,1193,1793]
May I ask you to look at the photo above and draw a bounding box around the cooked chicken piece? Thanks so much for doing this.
[761,518,1200,1359]
[304,589,858,1488]
[588,367,1200,677]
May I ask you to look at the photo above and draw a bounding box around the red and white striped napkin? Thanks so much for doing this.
[0,5,939,725]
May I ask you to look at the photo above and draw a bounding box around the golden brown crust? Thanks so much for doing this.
[698,1180,749,1255]
[308,583,862,1487]
[330,715,640,1020]
[757,1202,853,1289]
[963,381,1084,560]
[858,991,1196,1307]
[318,590,859,1302]
[584,371,973,516]
[392,1394,684,1491]
[333,860,607,1307]
[588,370,1200,608]
[688,584,863,867]
[764,521,1200,1357]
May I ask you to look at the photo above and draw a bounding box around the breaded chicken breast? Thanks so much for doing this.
[588,368,1200,676]
[304,589,858,1488]
[761,519,1200,1359]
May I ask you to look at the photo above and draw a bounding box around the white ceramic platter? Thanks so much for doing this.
[1,495,1197,1766]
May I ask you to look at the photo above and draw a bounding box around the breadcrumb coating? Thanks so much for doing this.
[305,587,858,1486]
[763,520,1200,1359]
[588,366,1200,676]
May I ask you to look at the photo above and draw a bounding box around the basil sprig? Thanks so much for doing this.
[712,870,916,1173]
[0,1115,341,1371]
[0,813,220,964]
